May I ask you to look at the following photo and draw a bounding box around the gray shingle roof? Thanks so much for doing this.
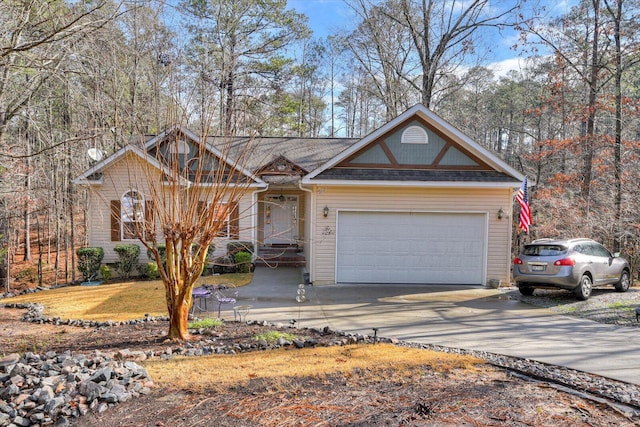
[312,168,521,183]
[206,136,358,173]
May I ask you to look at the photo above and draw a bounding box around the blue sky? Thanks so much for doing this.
[288,0,357,39]
[287,0,526,76]
[287,0,578,78]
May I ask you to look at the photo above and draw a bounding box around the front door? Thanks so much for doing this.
[264,195,298,245]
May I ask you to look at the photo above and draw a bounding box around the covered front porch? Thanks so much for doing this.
[255,189,308,268]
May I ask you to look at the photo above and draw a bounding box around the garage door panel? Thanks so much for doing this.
[336,211,485,284]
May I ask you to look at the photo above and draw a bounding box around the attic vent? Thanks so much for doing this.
[170,139,190,154]
[401,126,428,144]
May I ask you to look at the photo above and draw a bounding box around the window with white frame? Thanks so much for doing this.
[121,190,145,240]
[207,201,231,238]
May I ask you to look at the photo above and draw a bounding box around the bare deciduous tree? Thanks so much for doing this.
[124,118,260,340]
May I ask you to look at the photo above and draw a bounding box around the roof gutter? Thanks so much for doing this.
[300,179,522,188]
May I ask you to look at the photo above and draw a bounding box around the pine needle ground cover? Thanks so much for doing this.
[145,343,482,392]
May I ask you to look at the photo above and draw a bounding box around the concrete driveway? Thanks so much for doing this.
[222,267,640,386]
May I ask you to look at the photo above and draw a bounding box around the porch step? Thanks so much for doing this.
[256,246,306,268]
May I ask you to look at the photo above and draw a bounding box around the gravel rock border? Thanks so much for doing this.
[501,285,640,327]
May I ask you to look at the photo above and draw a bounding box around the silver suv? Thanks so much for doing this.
[513,238,631,300]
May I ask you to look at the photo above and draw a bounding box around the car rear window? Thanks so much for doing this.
[522,245,567,256]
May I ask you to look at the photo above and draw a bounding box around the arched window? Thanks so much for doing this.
[121,190,145,240]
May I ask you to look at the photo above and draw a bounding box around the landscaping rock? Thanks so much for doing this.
[0,347,151,426]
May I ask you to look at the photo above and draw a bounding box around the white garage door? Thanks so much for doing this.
[336,211,485,284]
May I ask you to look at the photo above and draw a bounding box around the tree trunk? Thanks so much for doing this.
[581,0,600,201]
[167,293,192,340]
[23,135,31,261]
[158,238,211,340]
[607,0,623,253]
[67,131,76,282]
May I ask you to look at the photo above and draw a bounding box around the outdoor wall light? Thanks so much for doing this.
[497,207,504,220]
[323,205,329,218]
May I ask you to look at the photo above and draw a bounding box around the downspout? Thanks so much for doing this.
[252,184,269,262]
[298,180,314,284]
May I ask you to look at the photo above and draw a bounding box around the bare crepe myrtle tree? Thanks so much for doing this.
[123,119,259,341]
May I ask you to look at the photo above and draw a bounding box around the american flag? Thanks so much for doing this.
[515,178,531,234]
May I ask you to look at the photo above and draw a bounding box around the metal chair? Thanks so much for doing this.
[190,286,213,316]
[205,284,238,319]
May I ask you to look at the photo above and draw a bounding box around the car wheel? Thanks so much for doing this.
[575,274,592,300]
[615,270,630,292]
[518,286,535,296]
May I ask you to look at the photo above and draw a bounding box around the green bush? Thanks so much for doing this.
[147,243,166,265]
[146,262,160,280]
[113,244,140,279]
[234,251,252,273]
[227,241,254,257]
[100,265,112,281]
[193,243,215,259]
[76,247,104,282]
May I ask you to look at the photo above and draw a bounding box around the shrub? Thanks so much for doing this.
[100,265,112,281]
[147,243,166,265]
[234,251,252,273]
[76,247,104,282]
[146,262,160,280]
[113,244,140,279]
[193,243,215,259]
[227,241,254,257]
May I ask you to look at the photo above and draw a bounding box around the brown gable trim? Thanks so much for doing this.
[379,141,399,167]
[337,116,492,171]
[339,141,399,167]
[258,155,307,177]
[432,141,451,166]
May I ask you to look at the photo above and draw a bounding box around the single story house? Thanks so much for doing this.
[74,104,524,286]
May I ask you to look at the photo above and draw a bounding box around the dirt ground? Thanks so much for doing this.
[1,306,638,426]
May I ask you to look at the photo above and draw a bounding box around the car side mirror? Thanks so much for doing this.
[613,252,621,258]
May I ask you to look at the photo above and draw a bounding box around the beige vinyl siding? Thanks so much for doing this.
[86,154,158,264]
[86,153,254,264]
[311,186,513,286]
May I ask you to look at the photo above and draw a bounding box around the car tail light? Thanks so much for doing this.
[513,257,523,265]
[553,258,575,266]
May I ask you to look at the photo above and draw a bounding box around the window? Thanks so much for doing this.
[523,245,567,257]
[589,243,612,258]
[401,125,428,144]
[121,190,145,240]
[201,201,238,239]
